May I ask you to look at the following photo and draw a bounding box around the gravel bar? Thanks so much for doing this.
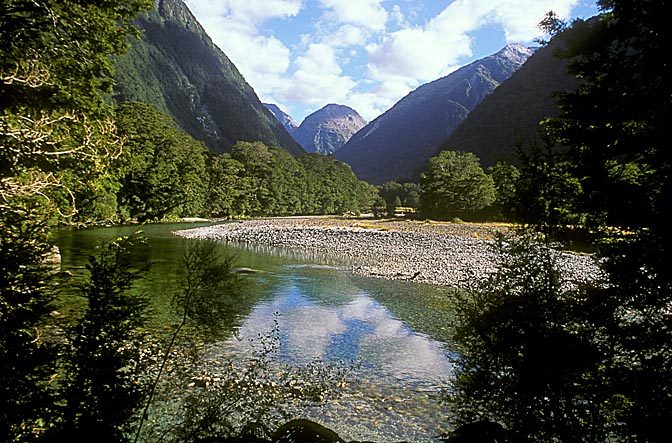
[174,216,601,288]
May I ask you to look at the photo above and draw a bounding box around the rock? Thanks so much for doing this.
[233,267,264,274]
[43,245,61,265]
[272,419,346,443]
[195,436,270,443]
[441,420,510,443]
[174,217,600,289]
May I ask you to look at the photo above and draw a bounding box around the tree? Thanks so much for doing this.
[379,181,402,216]
[0,200,59,443]
[541,1,672,439]
[450,3,672,441]
[299,154,367,215]
[486,161,520,221]
[114,102,209,222]
[55,234,151,443]
[448,233,614,442]
[135,240,245,442]
[511,141,583,237]
[419,150,495,220]
[1,0,151,440]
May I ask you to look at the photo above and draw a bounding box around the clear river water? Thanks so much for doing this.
[53,222,457,442]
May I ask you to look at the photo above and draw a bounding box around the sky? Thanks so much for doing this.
[184,0,599,123]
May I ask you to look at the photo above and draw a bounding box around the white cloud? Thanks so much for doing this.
[279,43,357,107]
[187,0,302,29]
[321,24,368,48]
[186,0,586,122]
[346,81,412,121]
[319,0,388,31]
[365,0,580,88]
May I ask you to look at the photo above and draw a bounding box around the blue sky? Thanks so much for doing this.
[185,0,600,123]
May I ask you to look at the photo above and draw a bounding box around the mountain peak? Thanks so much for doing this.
[292,104,367,155]
[495,43,536,65]
[335,44,534,183]
[264,103,299,134]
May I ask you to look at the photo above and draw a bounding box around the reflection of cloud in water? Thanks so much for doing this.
[226,275,452,388]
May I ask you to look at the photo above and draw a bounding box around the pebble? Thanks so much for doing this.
[174,217,602,289]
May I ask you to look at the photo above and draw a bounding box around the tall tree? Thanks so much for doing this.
[0,0,151,440]
[419,150,495,220]
[114,102,209,222]
[56,235,150,443]
[450,3,672,441]
[543,1,672,439]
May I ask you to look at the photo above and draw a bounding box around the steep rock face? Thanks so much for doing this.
[264,103,299,134]
[335,44,534,184]
[292,104,367,155]
[113,0,303,155]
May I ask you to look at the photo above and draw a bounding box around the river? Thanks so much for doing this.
[53,222,457,442]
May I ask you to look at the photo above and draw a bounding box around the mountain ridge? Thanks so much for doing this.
[335,43,535,184]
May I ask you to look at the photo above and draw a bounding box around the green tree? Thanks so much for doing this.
[541,1,672,439]
[511,141,583,236]
[419,150,495,220]
[230,141,274,215]
[114,102,209,222]
[0,200,59,442]
[299,154,367,215]
[486,161,520,221]
[55,234,150,443]
[451,3,672,441]
[135,240,245,442]
[448,233,614,442]
[379,181,402,216]
[1,0,151,440]
[205,153,249,218]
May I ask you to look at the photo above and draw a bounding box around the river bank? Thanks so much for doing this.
[174,216,601,288]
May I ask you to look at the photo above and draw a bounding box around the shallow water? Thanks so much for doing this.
[53,222,457,442]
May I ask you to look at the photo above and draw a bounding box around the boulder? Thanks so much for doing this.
[272,419,345,443]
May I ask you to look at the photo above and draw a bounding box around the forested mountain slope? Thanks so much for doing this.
[113,0,303,155]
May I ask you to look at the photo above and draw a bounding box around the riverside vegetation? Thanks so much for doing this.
[2,1,671,442]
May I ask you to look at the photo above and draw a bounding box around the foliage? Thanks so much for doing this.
[542,0,672,439]
[485,161,520,221]
[419,150,495,220]
[1,0,151,440]
[448,233,615,442]
[378,181,421,216]
[173,240,245,336]
[167,315,354,442]
[511,141,584,236]
[451,1,672,441]
[299,153,370,215]
[0,199,58,442]
[135,239,245,441]
[55,234,151,443]
[114,102,209,222]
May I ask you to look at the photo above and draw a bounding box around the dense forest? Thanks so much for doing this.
[2,0,671,442]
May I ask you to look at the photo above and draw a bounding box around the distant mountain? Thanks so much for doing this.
[335,44,534,184]
[437,21,597,167]
[291,104,367,155]
[264,104,299,134]
[112,0,303,155]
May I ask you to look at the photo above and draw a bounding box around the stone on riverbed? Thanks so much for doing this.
[174,217,601,289]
